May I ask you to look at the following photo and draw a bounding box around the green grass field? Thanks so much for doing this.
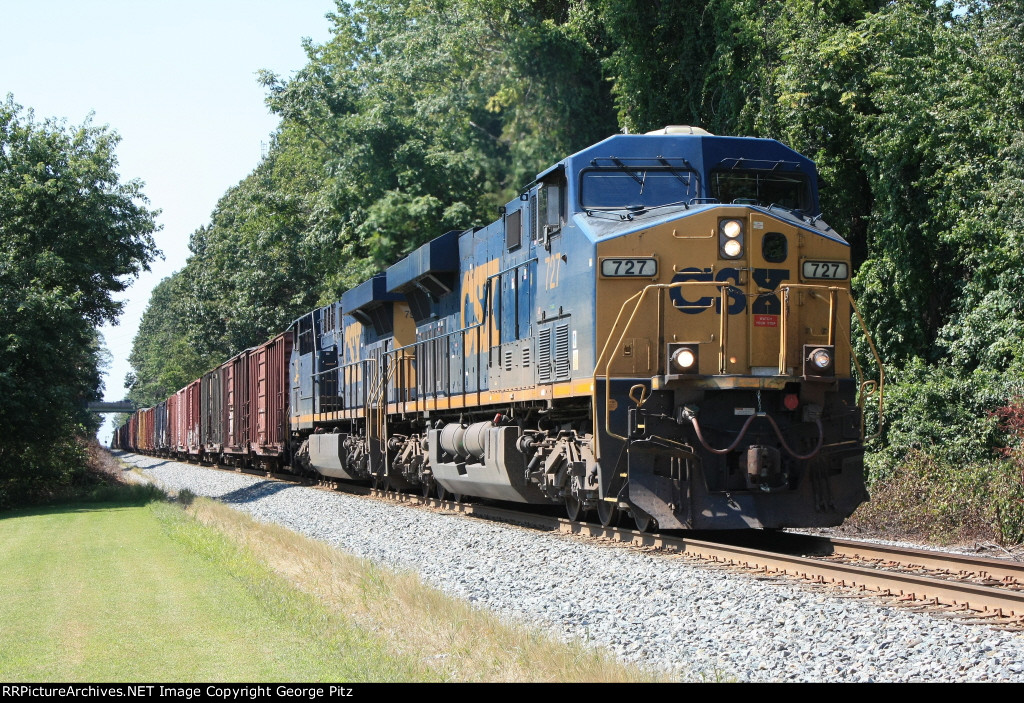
[0,485,665,682]
[0,498,428,682]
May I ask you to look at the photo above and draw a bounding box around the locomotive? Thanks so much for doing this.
[116,126,882,531]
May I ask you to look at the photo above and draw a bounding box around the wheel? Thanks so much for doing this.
[632,507,657,533]
[597,498,621,528]
[565,494,586,522]
[436,483,451,501]
[420,476,434,499]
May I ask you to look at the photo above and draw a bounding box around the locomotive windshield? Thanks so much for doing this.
[710,169,811,211]
[580,166,698,210]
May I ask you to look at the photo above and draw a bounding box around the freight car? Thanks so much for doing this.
[117,126,882,531]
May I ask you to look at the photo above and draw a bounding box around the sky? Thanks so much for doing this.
[0,0,337,442]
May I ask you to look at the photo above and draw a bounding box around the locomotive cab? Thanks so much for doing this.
[573,129,878,529]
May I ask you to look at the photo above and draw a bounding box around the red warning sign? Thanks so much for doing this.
[754,315,778,328]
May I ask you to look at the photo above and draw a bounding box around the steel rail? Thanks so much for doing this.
[814,536,1024,585]
[426,499,1024,622]
[119,452,1024,624]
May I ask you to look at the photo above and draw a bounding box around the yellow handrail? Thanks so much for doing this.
[592,280,886,453]
[775,284,885,440]
[849,295,885,441]
[593,280,736,445]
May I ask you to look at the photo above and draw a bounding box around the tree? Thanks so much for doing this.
[0,96,159,505]
[114,0,1024,533]
[127,0,621,394]
[125,274,208,407]
[258,0,617,274]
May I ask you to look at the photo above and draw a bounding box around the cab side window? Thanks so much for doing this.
[536,178,565,240]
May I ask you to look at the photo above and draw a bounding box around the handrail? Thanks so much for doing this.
[310,358,375,413]
[376,258,537,408]
[849,294,885,441]
[592,279,885,453]
[382,326,474,410]
[593,280,738,444]
[773,283,843,375]
[775,283,885,440]
[369,353,401,445]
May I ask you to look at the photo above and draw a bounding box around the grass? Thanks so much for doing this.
[174,491,664,682]
[0,496,427,681]
[0,463,667,682]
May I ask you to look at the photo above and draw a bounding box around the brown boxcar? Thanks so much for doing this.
[201,365,225,461]
[167,390,179,457]
[248,332,292,468]
[137,407,154,452]
[172,386,189,458]
[223,349,252,465]
[127,413,138,452]
[185,379,201,458]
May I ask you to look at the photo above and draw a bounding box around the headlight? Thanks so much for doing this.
[809,348,831,369]
[722,219,742,238]
[672,347,696,370]
[668,344,700,374]
[803,345,835,377]
[719,218,744,259]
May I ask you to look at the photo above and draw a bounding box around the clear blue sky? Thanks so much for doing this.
[0,0,337,442]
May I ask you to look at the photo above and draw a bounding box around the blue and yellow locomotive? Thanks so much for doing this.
[288,126,882,530]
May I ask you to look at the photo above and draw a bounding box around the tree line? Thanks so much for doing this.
[8,0,1024,530]
[0,97,158,505]
[131,1,1024,468]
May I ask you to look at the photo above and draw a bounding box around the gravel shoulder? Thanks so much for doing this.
[116,451,1024,683]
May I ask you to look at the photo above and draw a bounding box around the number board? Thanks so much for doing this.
[802,260,848,280]
[600,257,658,278]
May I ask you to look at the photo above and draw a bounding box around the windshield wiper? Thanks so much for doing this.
[584,200,691,219]
[611,158,645,188]
[658,157,694,193]
[583,204,647,221]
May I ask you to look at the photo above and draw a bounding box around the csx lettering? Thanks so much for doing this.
[670,268,789,315]
[751,268,790,315]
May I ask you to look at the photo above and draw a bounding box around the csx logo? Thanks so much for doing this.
[670,268,790,315]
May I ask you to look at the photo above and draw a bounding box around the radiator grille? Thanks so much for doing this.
[554,324,570,380]
[537,328,552,383]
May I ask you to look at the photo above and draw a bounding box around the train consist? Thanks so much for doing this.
[115,126,882,531]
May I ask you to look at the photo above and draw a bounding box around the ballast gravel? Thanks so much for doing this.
[117,452,1024,682]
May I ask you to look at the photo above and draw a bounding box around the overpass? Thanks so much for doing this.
[87,401,137,414]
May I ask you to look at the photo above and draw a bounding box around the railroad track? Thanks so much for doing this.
[377,490,1024,629]
[133,453,1024,630]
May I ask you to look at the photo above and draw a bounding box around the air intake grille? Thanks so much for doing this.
[537,328,552,383]
[555,324,570,380]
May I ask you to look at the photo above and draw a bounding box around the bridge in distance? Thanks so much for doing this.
[87,401,136,414]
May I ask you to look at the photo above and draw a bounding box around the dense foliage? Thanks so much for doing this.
[123,0,1024,539]
[0,97,158,506]
[127,0,618,397]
